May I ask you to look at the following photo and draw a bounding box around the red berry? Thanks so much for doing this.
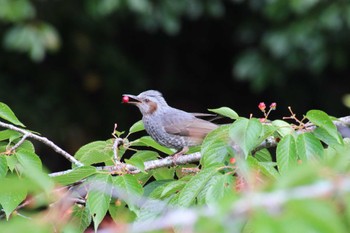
[122,95,129,103]
[229,157,236,164]
[270,102,277,110]
[258,102,266,111]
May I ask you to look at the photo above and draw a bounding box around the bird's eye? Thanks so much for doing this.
[144,98,150,103]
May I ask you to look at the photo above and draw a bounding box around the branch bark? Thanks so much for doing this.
[0,121,83,167]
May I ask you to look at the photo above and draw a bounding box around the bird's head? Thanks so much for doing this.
[122,90,168,115]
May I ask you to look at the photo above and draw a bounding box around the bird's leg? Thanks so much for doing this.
[172,146,189,165]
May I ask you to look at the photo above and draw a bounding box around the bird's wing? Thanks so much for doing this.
[163,110,218,141]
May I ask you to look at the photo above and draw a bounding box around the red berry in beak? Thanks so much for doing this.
[122,95,129,103]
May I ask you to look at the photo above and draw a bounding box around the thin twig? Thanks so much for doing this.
[0,121,83,167]
[9,133,29,152]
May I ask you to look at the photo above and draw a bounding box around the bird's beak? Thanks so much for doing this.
[122,94,141,104]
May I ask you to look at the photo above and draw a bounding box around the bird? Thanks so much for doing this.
[122,90,218,157]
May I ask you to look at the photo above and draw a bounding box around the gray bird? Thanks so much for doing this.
[122,90,218,156]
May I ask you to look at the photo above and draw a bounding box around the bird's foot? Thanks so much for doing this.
[171,146,189,165]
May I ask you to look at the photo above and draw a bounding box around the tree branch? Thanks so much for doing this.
[0,121,83,167]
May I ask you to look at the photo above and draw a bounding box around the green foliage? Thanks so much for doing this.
[0,103,25,127]
[234,0,350,90]
[208,107,239,120]
[0,103,350,232]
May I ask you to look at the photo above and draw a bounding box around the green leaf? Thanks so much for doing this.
[16,149,53,193]
[208,107,239,120]
[126,150,159,173]
[17,140,35,152]
[16,149,42,171]
[0,102,25,127]
[254,148,272,162]
[109,203,136,224]
[6,155,18,172]
[0,156,8,178]
[0,0,35,22]
[125,157,145,173]
[129,150,159,161]
[272,120,294,137]
[205,174,233,204]
[51,166,97,185]
[0,188,27,220]
[133,136,173,154]
[296,132,324,161]
[247,156,279,179]
[113,174,143,213]
[306,110,342,145]
[276,134,297,174]
[129,120,145,134]
[143,180,170,197]
[285,200,348,233]
[152,167,175,180]
[113,174,143,197]
[201,125,230,167]
[229,118,263,158]
[177,168,218,207]
[74,141,112,165]
[87,174,112,232]
[0,130,21,141]
[70,204,92,233]
[160,180,187,198]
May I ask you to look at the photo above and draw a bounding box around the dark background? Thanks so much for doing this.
[0,0,349,171]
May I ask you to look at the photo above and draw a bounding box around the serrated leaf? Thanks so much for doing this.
[247,156,279,179]
[16,149,42,171]
[132,136,173,155]
[201,125,230,167]
[276,134,297,174]
[208,107,238,120]
[296,132,324,161]
[129,120,145,134]
[16,149,54,193]
[306,110,342,145]
[177,168,218,207]
[113,174,143,196]
[143,180,170,197]
[254,148,272,162]
[113,174,143,213]
[52,166,97,185]
[0,102,25,127]
[272,119,294,137]
[313,127,342,147]
[6,155,18,172]
[0,156,7,178]
[229,118,263,158]
[0,188,27,220]
[197,173,221,205]
[205,174,233,204]
[74,141,112,165]
[125,157,145,173]
[87,174,112,232]
[70,204,92,233]
[160,180,186,198]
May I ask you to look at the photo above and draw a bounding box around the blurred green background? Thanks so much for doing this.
[0,0,349,170]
